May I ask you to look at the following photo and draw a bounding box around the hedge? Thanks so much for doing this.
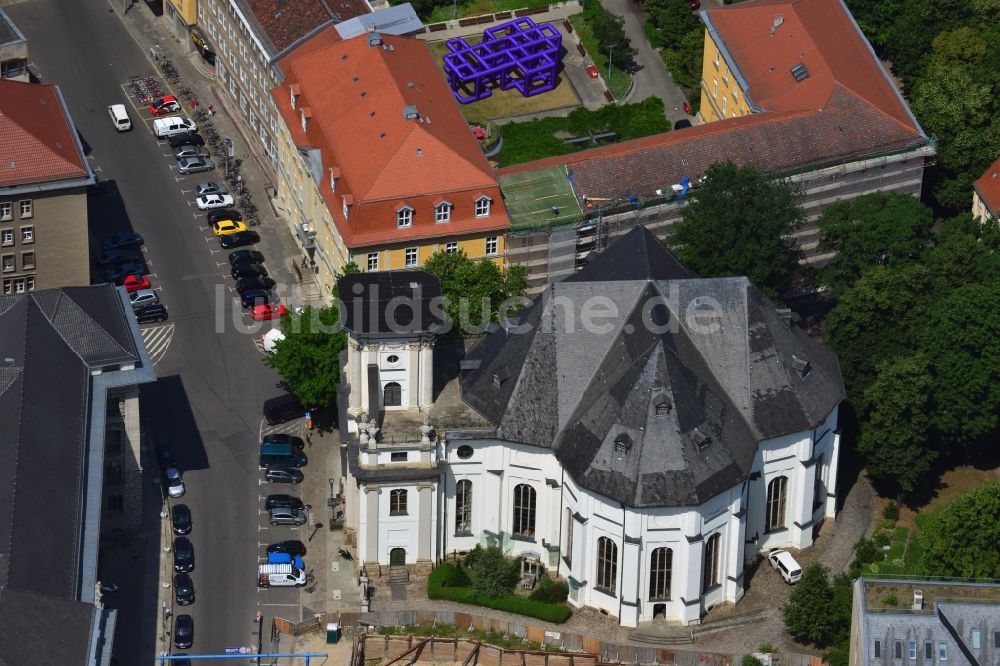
[428,564,573,624]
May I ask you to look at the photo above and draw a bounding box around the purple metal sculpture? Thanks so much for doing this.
[443,17,562,104]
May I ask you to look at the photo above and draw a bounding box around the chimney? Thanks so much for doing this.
[771,13,784,35]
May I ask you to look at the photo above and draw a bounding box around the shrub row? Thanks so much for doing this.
[428,564,573,624]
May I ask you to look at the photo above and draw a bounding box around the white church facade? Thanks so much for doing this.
[339,228,845,627]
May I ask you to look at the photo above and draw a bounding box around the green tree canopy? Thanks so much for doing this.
[816,193,933,297]
[422,250,528,335]
[668,162,805,300]
[782,564,852,648]
[264,305,347,409]
[465,546,521,598]
[919,480,1000,578]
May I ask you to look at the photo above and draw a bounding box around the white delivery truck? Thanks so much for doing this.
[153,116,197,138]
[257,563,306,588]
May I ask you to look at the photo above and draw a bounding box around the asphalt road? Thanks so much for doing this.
[7,0,308,660]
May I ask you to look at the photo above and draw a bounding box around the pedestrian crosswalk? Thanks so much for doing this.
[140,323,174,366]
[259,417,304,439]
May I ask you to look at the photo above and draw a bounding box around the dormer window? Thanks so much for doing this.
[691,428,711,450]
[613,434,632,456]
[435,201,452,223]
[342,194,352,221]
[791,355,811,380]
[329,167,339,192]
[300,107,312,133]
[491,366,510,387]
[396,205,413,228]
[289,83,300,109]
[475,196,491,217]
[655,398,672,415]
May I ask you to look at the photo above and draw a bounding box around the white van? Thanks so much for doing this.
[768,549,803,584]
[153,116,197,139]
[262,328,285,354]
[257,564,306,588]
[108,104,132,132]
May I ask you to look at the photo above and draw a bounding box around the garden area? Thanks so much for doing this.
[569,0,635,100]
[427,546,573,623]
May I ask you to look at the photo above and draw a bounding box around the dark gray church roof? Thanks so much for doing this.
[338,270,444,336]
[460,227,844,508]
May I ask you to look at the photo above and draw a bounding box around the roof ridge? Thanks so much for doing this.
[3,298,30,590]
[41,291,136,365]
[827,80,919,136]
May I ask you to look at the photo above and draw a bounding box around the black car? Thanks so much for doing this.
[173,537,194,573]
[102,232,144,251]
[97,247,143,266]
[265,494,305,511]
[171,504,192,535]
[262,433,305,451]
[104,262,149,282]
[235,276,276,294]
[265,466,304,484]
[173,655,192,666]
[156,440,177,471]
[174,573,195,605]
[169,132,205,148]
[174,614,194,649]
[674,118,693,130]
[220,230,260,250]
[266,540,307,557]
[229,249,265,266]
[231,263,268,280]
[240,288,271,309]
[207,209,244,224]
[135,303,168,324]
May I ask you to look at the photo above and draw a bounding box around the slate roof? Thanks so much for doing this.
[0,80,89,189]
[973,156,1000,218]
[0,286,139,663]
[460,227,844,508]
[338,270,444,336]
[0,7,26,48]
[235,0,370,55]
[0,588,97,666]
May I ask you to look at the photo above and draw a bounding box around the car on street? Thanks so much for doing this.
[168,132,204,148]
[173,537,194,572]
[197,193,235,210]
[674,119,693,130]
[265,466,304,484]
[240,289,271,309]
[234,275,275,293]
[231,262,267,280]
[165,466,185,498]
[262,433,306,451]
[102,232,143,251]
[220,230,259,249]
[104,261,148,282]
[175,573,195,605]
[156,439,176,470]
[115,274,151,293]
[212,220,249,236]
[174,614,194,649]
[266,540,307,557]
[251,303,288,321]
[195,181,226,196]
[229,249,264,266]
[265,494,305,511]
[173,144,210,159]
[135,303,168,324]
[269,507,307,526]
[207,209,243,225]
[171,503,192,535]
[149,95,181,116]
[129,288,159,309]
[176,156,214,175]
[172,655,192,666]
[97,247,143,266]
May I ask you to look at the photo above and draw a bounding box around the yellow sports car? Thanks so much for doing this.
[212,220,249,236]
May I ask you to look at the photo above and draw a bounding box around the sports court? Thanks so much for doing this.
[499,165,583,231]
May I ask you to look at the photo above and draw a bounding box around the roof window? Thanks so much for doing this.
[491,366,510,387]
[655,397,672,416]
[790,354,811,380]
[691,428,711,450]
[613,434,633,460]
[791,63,810,82]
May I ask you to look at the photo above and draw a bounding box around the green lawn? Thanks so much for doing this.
[424,0,547,24]
[569,14,632,99]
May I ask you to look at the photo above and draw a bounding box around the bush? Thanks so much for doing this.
[429,563,471,590]
[530,578,569,603]
[464,546,521,598]
[427,563,573,624]
[882,591,898,606]
[743,656,765,666]
[758,644,777,654]
[854,537,882,565]
[883,502,900,521]
[873,531,892,548]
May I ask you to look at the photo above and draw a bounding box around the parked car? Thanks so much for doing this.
[173,537,194,573]
[195,181,226,196]
[251,304,288,321]
[266,540,307,557]
[175,573,195,605]
[169,132,204,148]
[265,494,305,512]
[269,507,307,526]
[259,441,308,468]
[240,288,271,309]
[231,263,268,280]
[212,220,249,236]
[197,193,235,210]
[98,247,143,266]
[262,433,305,451]
[149,95,181,116]
[207,209,243,225]
[174,614,194,649]
[115,274,151,293]
[265,466,304,484]
[674,119,693,130]
[171,503,192,535]
[173,144,210,159]
[263,393,305,426]
[135,303,168,324]
[102,232,143,251]
[234,275,275,293]
[176,156,214,175]
[219,231,259,249]
[229,249,264,266]
[768,549,803,584]
[105,261,148,282]
[129,288,159,309]
[165,466,185,498]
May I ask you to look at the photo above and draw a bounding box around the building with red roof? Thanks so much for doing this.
[0,79,94,292]
[270,31,508,292]
[972,156,1000,223]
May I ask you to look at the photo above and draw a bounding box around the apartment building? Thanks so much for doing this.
[972,156,1000,223]
[0,79,94,293]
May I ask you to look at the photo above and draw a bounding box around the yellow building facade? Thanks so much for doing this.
[699,33,752,123]
[165,0,198,26]
[351,234,506,273]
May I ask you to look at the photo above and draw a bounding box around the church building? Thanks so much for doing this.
[340,226,845,627]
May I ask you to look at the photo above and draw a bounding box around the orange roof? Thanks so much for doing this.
[0,80,89,188]
[705,0,921,133]
[974,156,1000,216]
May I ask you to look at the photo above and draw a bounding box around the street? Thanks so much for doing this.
[6,0,312,661]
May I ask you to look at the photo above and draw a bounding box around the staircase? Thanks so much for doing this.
[388,566,409,585]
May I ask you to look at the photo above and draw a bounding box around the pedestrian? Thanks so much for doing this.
[551,205,559,216]
[191,96,198,111]
[207,104,214,116]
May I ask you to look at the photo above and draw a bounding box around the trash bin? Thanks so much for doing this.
[326,622,340,644]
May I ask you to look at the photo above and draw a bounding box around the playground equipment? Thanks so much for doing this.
[443,17,562,104]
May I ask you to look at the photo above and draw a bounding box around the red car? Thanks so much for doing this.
[116,274,151,293]
[149,95,181,116]
[251,304,287,321]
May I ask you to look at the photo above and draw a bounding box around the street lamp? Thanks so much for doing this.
[607,44,617,80]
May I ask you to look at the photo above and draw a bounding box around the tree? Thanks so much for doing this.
[919,480,1000,578]
[782,564,849,647]
[856,353,937,493]
[465,546,521,598]
[264,305,347,409]
[422,250,528,334]
[581,0,635,62]
[669,162,805,300]
[816,193,933,297]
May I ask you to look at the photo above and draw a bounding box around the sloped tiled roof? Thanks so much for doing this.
[0,79,88,188]
[974,155,1000,218]
[460,227,844,508]
[236,0,370,54]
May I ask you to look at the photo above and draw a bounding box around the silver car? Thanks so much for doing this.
[269,507,307,526]
[195,181,227,197]
[176,156,215,175]
[173,144,210,159]
[129,288,159,309]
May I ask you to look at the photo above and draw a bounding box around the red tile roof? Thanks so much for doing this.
[0,80,88,188]
[240,0,368,53]
[706,0,919,133]
[274,31,508,249]
[973,156,1000,216]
